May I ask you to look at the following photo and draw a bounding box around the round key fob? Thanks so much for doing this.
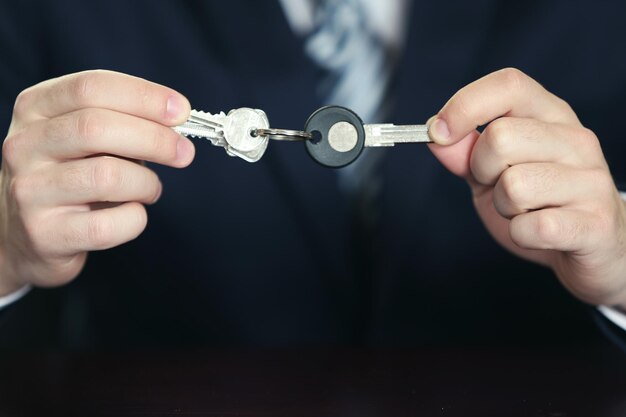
[304,105,365,168]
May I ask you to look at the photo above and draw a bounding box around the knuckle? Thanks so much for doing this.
[554,96,575,117]
[483,119,512,156]
[578,127,598,143]
[2,132,24,168]
[575,127,602,156]
[71,71,104,107]
[534,211,562,246]
[500,167,527,205]
[91,158,123,192]
[8,175,34,207]
[13,87,36,119]
[499,67,528,94]
[75,110,105,142]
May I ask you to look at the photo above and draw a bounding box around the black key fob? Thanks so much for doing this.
[304,105,365,168]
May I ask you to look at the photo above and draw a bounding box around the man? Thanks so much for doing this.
[0,0,625,348]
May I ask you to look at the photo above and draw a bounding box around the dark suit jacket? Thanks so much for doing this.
[0,0,625,349]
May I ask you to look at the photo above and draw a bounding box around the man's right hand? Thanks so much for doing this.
[0,70,195,296]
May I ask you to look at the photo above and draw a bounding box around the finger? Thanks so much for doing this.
[22,156,163,207]
[509,207,598,253]
[58,201,148,254]
[13,70,190,125]
[21,108,195,168]
[470,117,603,185]
[430,68,581,145]
[492,163,606,219]
[427,130,480,179]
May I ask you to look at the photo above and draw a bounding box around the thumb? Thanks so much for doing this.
[426,116,480,179]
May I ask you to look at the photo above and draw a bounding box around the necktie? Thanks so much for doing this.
[306,0,391,123]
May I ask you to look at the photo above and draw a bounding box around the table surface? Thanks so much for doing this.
[1,343,625,417]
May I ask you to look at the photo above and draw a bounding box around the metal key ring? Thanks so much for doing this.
[252,128,312,141]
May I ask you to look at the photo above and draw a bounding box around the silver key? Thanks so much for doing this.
[174,110,229,148]
[222,108,270,162]
[364,123,432,147]
[174,108,270,163]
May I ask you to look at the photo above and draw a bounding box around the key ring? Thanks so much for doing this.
[252,128,312,141]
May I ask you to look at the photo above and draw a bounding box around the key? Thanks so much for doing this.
[304,105,432,168]
[174,108,270,163]
[222,108,270,162]
[174,109,229,148]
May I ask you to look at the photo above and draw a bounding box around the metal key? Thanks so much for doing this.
[223,108,270,162]
[174,110,229,148]
[304,105,432,168]
[364,124,430,147]
[174,108,270,162]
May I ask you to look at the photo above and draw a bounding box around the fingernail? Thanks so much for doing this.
[430,118,451,145]
[175,137,195,166]
[166,94,187,122]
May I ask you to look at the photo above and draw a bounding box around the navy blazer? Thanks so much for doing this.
[0,0,625,348]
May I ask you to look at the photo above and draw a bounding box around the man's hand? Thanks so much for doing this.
[428,68,626,309]
[0,70,195,295]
